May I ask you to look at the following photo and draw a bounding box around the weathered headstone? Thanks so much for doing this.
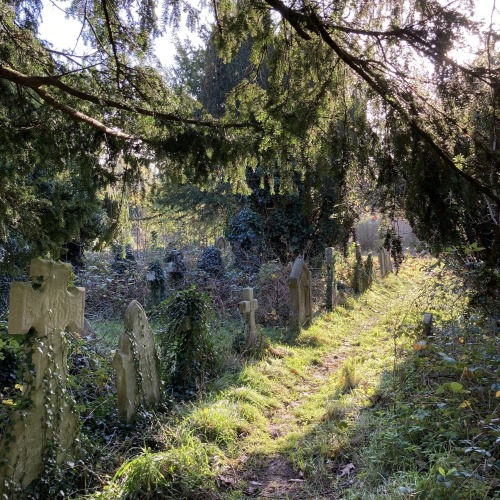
[239,287,259,349]
[378,248,393,278]
[289,258,313,336]
[0,259,84,493]
[146,260,166,305]
[354,245,374,293]
[423,312,433,337]
[113,300,161,423]
[325,247,336,312]
[215,236,230,253]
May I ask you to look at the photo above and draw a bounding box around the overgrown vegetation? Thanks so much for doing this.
[0,0,499,496]
[3,255,496,498]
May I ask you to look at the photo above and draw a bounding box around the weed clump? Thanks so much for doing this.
[105,430,223,499]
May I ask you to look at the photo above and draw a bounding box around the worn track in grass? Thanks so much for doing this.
[221,265,425,499]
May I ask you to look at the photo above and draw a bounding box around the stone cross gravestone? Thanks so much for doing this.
[114,300,161,423]
[289,258,313,336]
[239,287,259,349]
[325,247,336,312]
[0,259,84,493]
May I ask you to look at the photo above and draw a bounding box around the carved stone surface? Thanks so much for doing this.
[239,287,259,348]
[289,258,313,335]
[114,300,161,423]
[0,259,84,493]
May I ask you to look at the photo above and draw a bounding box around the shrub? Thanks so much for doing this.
[197,247,223,277]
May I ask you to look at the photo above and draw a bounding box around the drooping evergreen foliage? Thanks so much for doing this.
[0,0,498,271]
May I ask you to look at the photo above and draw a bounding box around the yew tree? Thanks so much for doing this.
[0,0,498,264]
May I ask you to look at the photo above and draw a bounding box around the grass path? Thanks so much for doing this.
[215,262,427,499]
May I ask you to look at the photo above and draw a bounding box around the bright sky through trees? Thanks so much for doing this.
[38,1,499,68]
[39,0,208,67]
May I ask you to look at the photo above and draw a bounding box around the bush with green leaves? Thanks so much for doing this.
[153,288,218,393]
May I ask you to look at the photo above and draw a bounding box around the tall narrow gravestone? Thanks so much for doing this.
[114,300,161,423]
[239,287,259,350]
[0,259,84,493]
[325,247,336,312]
[289,258,313,336]
[378,248,393,278]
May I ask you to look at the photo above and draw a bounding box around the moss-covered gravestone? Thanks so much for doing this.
[113,300,161,423]
[289,258,313,337]
[0,259,84,493]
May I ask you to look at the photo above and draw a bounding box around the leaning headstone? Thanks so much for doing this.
[113,300,161,423]
[423,312,433,337]
[325,247,336,311]
[239,287,259,350]
[0,259,84,493]
[289,258,313,336]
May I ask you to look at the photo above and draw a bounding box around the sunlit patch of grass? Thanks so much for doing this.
[236,364,278,397]
[185,400,251,447]
[184,398,268,449]
[98,428,224,499]
[223,386,280,410]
